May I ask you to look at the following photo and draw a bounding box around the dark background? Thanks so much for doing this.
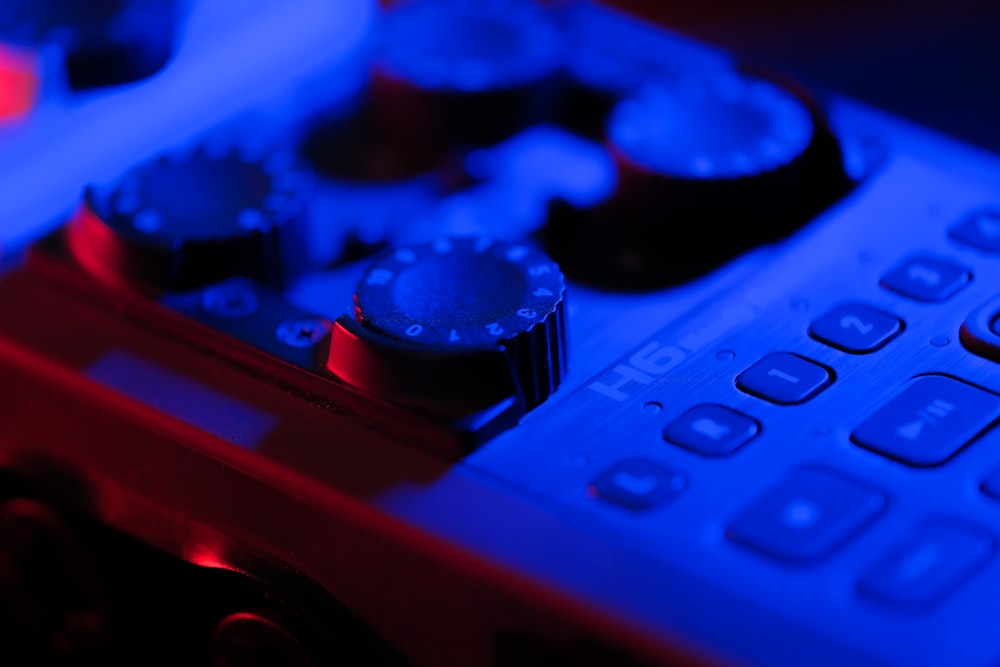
[609,0,1000,153]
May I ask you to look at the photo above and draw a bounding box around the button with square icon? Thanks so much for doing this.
[663,404,759,456]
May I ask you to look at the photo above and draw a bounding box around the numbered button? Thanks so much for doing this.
[809,303,902,353]
[880,255,971,302]
[663,404,759,456]
[949,209,1000,253]
[736,353,832,405]
[589,459,687,510]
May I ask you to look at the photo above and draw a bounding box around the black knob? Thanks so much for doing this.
[557,5,697,139]
[332,237,567,413]
[0,0,177,90]
[67,145,313,293]
[375,0,564,152]
[305,0,564,181]
[298,0,564,262]
[542,72,850,290]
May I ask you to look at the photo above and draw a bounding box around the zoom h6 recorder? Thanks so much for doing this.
[3,0,1000,665]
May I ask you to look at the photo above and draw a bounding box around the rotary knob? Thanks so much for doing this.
[375,0,564,153]
[0,0,177,90]
[306,0,564,181]
[329,237,567,415]
[67,146,313,293]
[542,73,850,290]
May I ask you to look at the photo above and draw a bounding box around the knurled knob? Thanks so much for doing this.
[333,237,567,412]
[67,145,313,293]
[374,0,564,152]
[542,72,849,290]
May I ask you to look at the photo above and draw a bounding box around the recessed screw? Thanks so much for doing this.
[276,319,332,348]
[202,282,260,318]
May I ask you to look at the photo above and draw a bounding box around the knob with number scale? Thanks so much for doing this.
[329,237,567,417]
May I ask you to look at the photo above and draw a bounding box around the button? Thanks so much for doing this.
[736,352,832,405]
[851,375,1000,467]
[959,292,1000,364]
[979,466,1000,500]
[0,0,178,90]
[588,458,687,510]
[949,210,1000,253]
[808,303,902,353]
[880,255,971,302]
[727,468,885,563]
[858,521,993,609]
[662,404,759,456]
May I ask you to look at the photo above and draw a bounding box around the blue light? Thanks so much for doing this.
[0,0,376,254]
[87,349,280,449]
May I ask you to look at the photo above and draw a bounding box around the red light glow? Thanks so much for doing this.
[0,43,38,123]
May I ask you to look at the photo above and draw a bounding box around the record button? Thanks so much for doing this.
[727,468,885,563]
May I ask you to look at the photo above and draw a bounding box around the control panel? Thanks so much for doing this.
[2,1,1000,665]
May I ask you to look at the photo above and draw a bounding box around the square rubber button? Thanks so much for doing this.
[663,404,759,456]
[851,375,1000,467]
[727,468,885,563]
[880,255,971,302]
[809,303,902,353]
[736,352,832,405]
[949,210,1000,253]
[588,458,687,510]
[858,521,993,609]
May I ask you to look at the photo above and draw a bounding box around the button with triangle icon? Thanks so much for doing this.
[895,420,925,440]
[851,375,1000,466]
